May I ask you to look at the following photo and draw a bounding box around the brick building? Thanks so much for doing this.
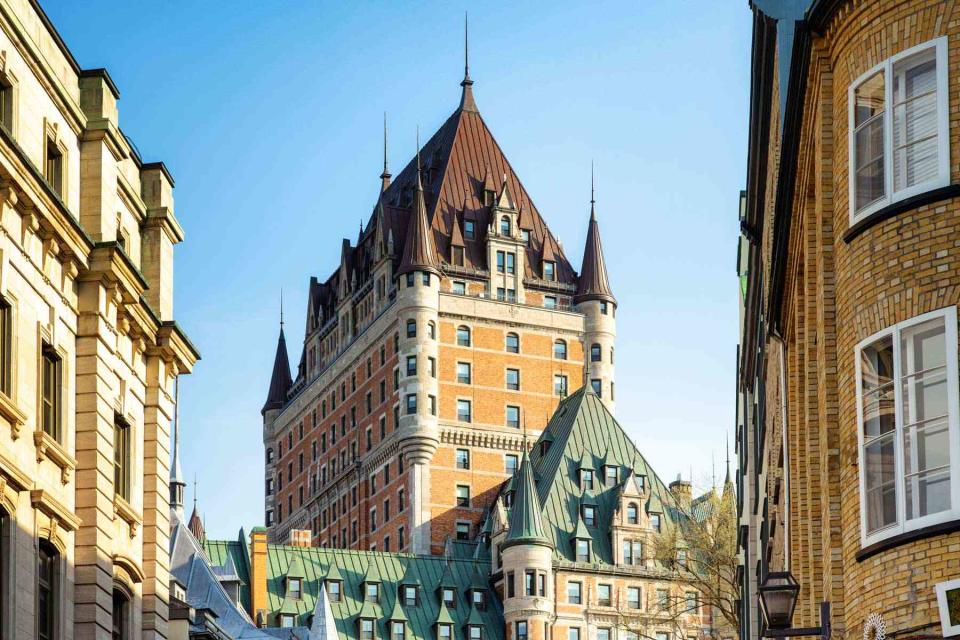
[737,1,960,639]
[261,46,618,556]
[0,1,199,639]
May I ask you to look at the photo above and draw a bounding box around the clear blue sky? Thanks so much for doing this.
[45,1,751,539]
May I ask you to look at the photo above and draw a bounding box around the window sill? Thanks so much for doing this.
[856,518,960,562]
[0,391,27,438]
[843,184,960,243]
[33,430,75,484]
[114,495,141,538]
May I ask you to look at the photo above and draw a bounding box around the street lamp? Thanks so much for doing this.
[758,571,830,640]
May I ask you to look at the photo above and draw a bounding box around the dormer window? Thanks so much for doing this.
[438,623,454,640]
[402,585,418,606]
[604,465,618,485]
[650,513,661,532]
[580,469,594,490]
[575,538,591,562]
[287,577,302,600]
[500,216,511,236]
[359,618,375,640]
[452,246,465,266]
[366,582,380,602]
[280,613,296,628]
[582,505,596,526]
[467,626,483,640]
[522,229,530,243]
[543,261,555,281]
[327,580,342,602]
[471,589,487,610]
[627,502,639,525]
[442,587,456,608]
[391,621,406,640]
[465,220,475,239]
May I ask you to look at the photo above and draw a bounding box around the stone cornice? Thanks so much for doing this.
[156,321,201,374]
[144,206,185,244]
[80,118,129,163]
[440,425,525,452]
[0,447,32,490]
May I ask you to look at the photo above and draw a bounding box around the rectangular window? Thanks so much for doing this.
[849,38,949,222]
[113,414,131,501]
[403,585,418,606]
[507,571,515,598]
[506,368,520,391]
[505,454,518,474]
[567,581,582,604]
[457,362,472,384]
[524,570,535,596]
[429,394,437,416]
[569,629,580,640]
[456,521,470,540]
[45,139,63,196]
[575,539,590,562]
[456,485,470,508]
[554,375,568,397]
[598,583,611,607]
[628,586,641,609]
[496,250,505,273]
[856,307,959,544]
[452,246,464,266]
[406,355,417,377]
[598,630,611,640]
[41,344,62,441]
[582,505,596,526]
[651,513,661,532]
[453,281,466,295]
[537,572,546,596]
[328,581,341,602]
[506,252,515,274]
[37,543,57,640]
[544,295,557,309]
[406,394,417,415]
[456,448,470,469]
[685,591,698,613]
[457,399,472,423]
[657,589,669,610]
[516,622,528,640]
[506,405,520,429]
[591,379,602,397]
[0,298,10,395]
[464,220,475,239]
[543,261,555,281]
[429,357,436,377]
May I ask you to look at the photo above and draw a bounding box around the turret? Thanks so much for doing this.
[262,322,291,530]
[501,448,555,640]
[395,135,442,554]
[574,170,616,413]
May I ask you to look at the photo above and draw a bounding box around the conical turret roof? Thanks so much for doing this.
[262,327,292,414]
[574,206,615,305]
[397,159,441,276]
[503,449,551,550]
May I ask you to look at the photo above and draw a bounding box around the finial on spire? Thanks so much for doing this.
[279,288,284,328]
[380,112,391,191]
[458,13,478,112]
[193,473,198,507]
[415,125,422,189]
[590,160,596,219]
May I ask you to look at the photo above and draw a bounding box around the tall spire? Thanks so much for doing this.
[459,12,478,112]
[398,127,441,276]
[724,433,732,486]
[380,112,391,192]
[262,311,293,414]
[574,165,616,305]
[188,474,205,542]
[503,447,551,549]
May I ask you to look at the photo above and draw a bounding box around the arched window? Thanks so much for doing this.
[457,326,471,347]
[113,587,130,640]
[553,339,567,360]
[406,320,416,338]
[500,216,511,236]
[591,344,601,362]
[37,540,59,640]
[505,332,519,353]
[428,321,436,339]
[627,502,639,525]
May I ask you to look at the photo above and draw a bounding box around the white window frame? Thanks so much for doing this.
[854,305,960,548]
[848,37,950,225]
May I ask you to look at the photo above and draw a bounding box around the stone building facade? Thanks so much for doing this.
[737,1,960,639]
[262,56,618,556]
[0,1,199,639]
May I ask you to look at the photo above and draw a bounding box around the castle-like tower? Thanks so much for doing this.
[261,44,616,554]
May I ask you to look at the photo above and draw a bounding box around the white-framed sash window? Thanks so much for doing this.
[856,306,960,547]
[849,37,950,224]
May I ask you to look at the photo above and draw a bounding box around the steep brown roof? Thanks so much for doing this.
[574,207,615,304]
[398,169,441,276]
[262,327,292,414]
[188,505,205,542]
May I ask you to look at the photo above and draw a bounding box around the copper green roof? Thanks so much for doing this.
[202,541,504,638]
[203,529,253,614]
[436,602,455,625]
[503,448,551,550]
[388,597,408,622]
[465,602,484,626]
[527,387,680,564]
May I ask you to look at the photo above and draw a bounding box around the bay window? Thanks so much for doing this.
[856,307,959,546]
[849,37,949,224]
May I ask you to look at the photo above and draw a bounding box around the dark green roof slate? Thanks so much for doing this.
[528,387,680,565]
[203,531,253,615]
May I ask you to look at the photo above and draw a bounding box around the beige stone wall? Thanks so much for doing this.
[0,2,197,639]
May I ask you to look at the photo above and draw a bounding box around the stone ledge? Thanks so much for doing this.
[33,429,76,484]
[0,390,26,437]
[114,494,142,538]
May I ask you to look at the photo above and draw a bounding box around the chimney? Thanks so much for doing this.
[289,529,312,548]
[669,474,692,509]
[249,527,268,625]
